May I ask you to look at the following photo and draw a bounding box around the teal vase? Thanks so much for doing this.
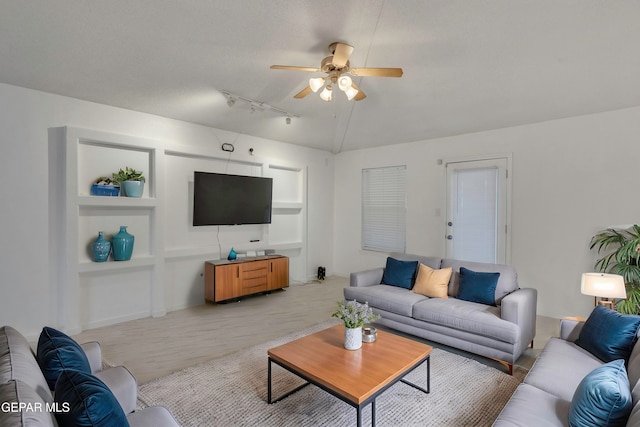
[112,226,134,261]
[228,247,237,261]
[91,232,111,262]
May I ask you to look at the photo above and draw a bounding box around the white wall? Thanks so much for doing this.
[334,106,640,319]
[0,83,334,338]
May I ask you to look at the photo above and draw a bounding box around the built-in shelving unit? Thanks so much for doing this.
[49,126,307,333]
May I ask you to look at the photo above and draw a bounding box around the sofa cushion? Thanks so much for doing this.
[575,305,640,364]
[524,337,604,402]
[0,379,57,427]
[412,297,518,343]
[456,267,499,305]
[344,284,428,317]
[54,369,130,427]
[441,259,518,302]
[0,326,54,407]
[569,359,632,427]
[380,257,418,289]
[411,264,452,298]
[493,383,570,427]
[37,327,92,390]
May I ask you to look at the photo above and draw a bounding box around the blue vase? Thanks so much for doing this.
[112,226,134,261]
[228,247,237,261]
[91,232,111,262]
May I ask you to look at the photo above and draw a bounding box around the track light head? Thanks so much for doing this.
[285,117,292,125]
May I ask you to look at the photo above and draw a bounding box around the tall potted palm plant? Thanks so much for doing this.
[590,225,640,314]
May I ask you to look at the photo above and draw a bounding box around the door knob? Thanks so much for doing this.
[447,235,453,240]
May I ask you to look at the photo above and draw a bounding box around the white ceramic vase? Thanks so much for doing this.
[344,326,362,350]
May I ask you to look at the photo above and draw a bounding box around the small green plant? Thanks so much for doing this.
[332,300,380,329]
[590,225,640,314]
[112,167,145,184]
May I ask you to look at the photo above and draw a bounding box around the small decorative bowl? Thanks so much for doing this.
[362,326,377,343]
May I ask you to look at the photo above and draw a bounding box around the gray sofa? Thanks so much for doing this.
[345,253,537,373]
[0,325,179,427]
[494,317,640,426]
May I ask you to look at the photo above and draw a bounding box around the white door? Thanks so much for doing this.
[445,157,509,264]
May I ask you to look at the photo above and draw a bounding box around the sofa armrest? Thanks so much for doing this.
[94,366,138,414]
[350,268,384,287]
[560,318,584,342]
[500,288,537,346]
[80,341,103,374]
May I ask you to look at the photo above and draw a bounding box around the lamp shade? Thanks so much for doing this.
[309,77,325,93]
[338,75,352,92]
[319,85,332,102]
[581,273,627,299]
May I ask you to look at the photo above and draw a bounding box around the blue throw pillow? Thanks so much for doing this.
[569,359,632,427]
[54,369,130,427]
[456,267,500,306]
[576,305,640,363]
[380,257,419,289]
[37,326,92,390]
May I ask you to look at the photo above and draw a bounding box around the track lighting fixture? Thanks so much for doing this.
[221,90,300,121]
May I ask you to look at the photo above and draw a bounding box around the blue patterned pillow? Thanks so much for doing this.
[576,305,640,363]
[37,326,91,390]
[569,359,632,427]
[380,257,418,289]
[54,369,130,427]
[456,267,500,306]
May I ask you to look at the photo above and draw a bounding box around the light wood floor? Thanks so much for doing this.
[73,276,558,384]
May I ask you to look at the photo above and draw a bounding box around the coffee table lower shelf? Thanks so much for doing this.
[267,354,430,427]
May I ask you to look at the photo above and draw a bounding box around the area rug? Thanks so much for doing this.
[137,320,526,426]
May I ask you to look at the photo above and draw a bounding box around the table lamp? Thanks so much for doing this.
[581,272,627,310]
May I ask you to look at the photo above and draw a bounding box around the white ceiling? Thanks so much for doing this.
[1,1,639,153]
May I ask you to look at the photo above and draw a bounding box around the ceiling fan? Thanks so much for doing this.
[270,42,403,102]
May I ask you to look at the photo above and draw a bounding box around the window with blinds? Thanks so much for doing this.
[361,165,407,252]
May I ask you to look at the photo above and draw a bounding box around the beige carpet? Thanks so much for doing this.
[137,320,526,426]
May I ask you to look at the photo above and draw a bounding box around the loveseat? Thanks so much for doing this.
[0,325,179,427]
[345,253,537,373]
[494,306,640,426]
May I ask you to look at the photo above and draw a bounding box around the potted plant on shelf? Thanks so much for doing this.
[332,300,380,350]
[90,177,120,197]
[590,224,640,314]
[113,167,146,197]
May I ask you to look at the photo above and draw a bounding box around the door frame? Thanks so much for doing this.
[442,153,512,265]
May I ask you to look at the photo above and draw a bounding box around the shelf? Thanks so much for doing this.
[77,256,156,274]
[268,241,304,250]
[77,196,157,208]
[272,202,303,210]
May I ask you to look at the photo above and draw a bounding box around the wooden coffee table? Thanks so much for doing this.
[267,324,431,427]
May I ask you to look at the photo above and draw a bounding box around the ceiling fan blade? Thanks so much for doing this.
[350,67,403,78]
[294,86,313,99]
[271,65,320,72]
[351,82,367,101]
[331,43,354,68]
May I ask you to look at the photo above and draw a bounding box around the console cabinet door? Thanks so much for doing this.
[267,257,289,290]
[214,263,242,302]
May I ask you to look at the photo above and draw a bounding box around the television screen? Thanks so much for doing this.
[193,172,273,226]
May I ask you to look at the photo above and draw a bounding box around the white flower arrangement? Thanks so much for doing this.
[332,300,381,329]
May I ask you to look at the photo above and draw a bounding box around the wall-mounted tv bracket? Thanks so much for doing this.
[221,143,234,152]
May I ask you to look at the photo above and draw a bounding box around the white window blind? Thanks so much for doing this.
[361,165,407,252]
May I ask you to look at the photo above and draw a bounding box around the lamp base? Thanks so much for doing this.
[596,298,615,310]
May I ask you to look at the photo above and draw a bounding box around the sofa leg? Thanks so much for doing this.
[493,359,514,375]
[530,340,534,349]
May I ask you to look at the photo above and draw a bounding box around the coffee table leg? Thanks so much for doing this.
[372,399,376,426]
[268,357,273,403]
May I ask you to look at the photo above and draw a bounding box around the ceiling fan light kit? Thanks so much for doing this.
[271,42,403,102]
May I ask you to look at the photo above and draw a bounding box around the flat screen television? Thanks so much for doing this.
[193,172,273,226]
